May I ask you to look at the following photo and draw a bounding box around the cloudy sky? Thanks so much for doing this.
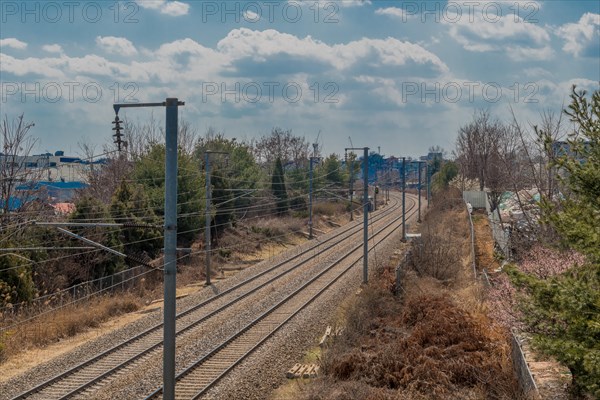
[1,0,599,158]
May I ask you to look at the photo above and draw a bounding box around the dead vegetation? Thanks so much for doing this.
[0,293,143,362]
[303,283,520,400]
[0,204,345,366]
[297,189,522,400]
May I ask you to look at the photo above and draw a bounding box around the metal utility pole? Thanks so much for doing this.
[113,98,184,400]
[417,162,422,223]
[387,166,391,202]
[348,151,354,221]
[426,163,430,208]
[402,157,406,241]
[308,143,319,239]
[205,152,212,285]
[204,150,228,286]
[163,98,179,400]
[363,147,369,284]
[308,156,314,239]
[346,147,369,284]
[374,185,377,211]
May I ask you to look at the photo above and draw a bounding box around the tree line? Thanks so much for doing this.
[0,124,356,308]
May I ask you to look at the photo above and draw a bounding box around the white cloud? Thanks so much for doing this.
[136,0,164,10]
[161,1,189,16]
[0,53,66,78]
[507,45,554,62]
[447,14,549,44]
[375,7,410,20]
[523,67,553,79]
[556,13,600,57]
[136,0,189,16]
[42,44,63,54]
[339,0,372,7]
[445,13,551,60]
[0,38,27,50]
[96,36,138,56]
[217,28,448,73]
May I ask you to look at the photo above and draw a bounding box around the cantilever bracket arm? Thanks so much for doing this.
[54,227,161,270]
[113,100,185,115]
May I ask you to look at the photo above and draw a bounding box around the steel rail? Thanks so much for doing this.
[11,195,412,400]
[144,197,418,399]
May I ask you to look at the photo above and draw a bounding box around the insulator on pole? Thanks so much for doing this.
[112,115,124,151]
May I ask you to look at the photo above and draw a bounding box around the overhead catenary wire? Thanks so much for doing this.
[0,176,340,250]
[0,200,314,273]
[1,158,350,278]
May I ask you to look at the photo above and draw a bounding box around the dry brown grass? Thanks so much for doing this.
[301,279,521,400]
[0,293,143,363]
[297,189,523,400]
[313,201,347,217]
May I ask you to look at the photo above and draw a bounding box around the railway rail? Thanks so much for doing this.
[144,194,418,399]
[9,193,417,400]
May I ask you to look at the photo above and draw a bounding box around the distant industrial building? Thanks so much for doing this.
[0,150,102,212]
[0,150,106,183]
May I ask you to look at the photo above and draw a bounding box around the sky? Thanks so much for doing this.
[1,0,599,158]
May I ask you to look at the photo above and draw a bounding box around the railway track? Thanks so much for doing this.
[144,194,418,399]
[9,194,417,400]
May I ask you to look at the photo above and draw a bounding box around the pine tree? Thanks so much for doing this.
[70,196,124,280]
[507,87,600,397]
[110,181,162,265]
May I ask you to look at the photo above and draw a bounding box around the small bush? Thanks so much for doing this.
[318,292,519,399]
[313,201,345,217]
[410,225,462,282]
[218,248,232,259]
[289,195,307,210]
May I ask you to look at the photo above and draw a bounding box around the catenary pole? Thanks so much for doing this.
[163,98,179,400]
[114,99,183,400]
[363,147,369,284]
[205,151,212,285]
[402,157,406,241]
[426,163,430,208]
[346,147,369,283]
[309,156,314,239]
[418,161,422,223]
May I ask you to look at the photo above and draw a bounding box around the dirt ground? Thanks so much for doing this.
[472,211,571,400]
[472,211,501,273]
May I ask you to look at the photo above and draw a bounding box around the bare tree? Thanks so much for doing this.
[122,114,198,160]
[122,113,162,161]
[0,114,39,224]
[509,108,567,198]
[81,157,132,205]
[253,128,311,169]
[455,110,505,192]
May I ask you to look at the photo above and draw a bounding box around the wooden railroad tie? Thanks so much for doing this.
[286,363,320,379]
[319,325,344,347]
[319,326,332,347]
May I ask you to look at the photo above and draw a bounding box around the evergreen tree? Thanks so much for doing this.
[110,181,162,264]
[322,154,344,187]
[70,196,124,280]
[271,157,288,215]
[194,134,263,229]
[132,144,204,243]
[0,250,36,306]
[508,87,600,397]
